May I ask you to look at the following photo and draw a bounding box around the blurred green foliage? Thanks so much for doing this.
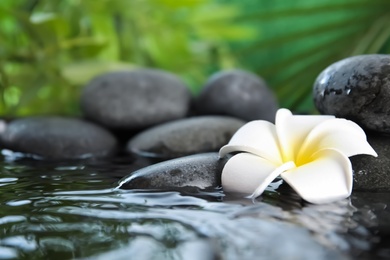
[0,0,254,116]
[0,0,390,116]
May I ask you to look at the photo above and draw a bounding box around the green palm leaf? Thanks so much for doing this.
[232,0,390,113]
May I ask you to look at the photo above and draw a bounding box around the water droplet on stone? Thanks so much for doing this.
[358,170,367,175]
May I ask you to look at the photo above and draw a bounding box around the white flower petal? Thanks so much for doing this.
[281,149,352,204]
[221,153,277,195]
[275,108,335,162]
[249,161,296,199]
[219,121,283,165]
[297,118,377,164]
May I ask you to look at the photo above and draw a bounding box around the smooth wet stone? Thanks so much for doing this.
[351,132,390,191]
[84,220,345,260]
[350,192,390,259]
[126,116,245,159]
[313,54,390,133]
[118,153,228,190]
[87,238,219,260]
[194,69,278,122]
[351,192,390,240]
[0,117,117,159]
[81,69,191,130]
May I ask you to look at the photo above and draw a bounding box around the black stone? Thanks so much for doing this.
[85,237,220,260]
[351,192,390,236]
[350,192,390,259]
[351,132,390,191]
[117,153,228,190]
[194,69,278,122]
[126,116,245,159]
[0,117,118,159]
[81,69,191,130]
[313,54,390,133]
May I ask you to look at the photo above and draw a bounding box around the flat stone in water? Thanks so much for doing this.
[85,219,344,260]
[126,116,245,159]
[86,237,218,260]
[118,153,227,190]
[81,69,191,130]
[0,117,117,159]
[194,69,278,122]
[351,132,390,191]
[351,191,390,253]
[313,54,390,133]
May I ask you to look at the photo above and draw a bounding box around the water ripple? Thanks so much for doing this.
[0,158,387,259]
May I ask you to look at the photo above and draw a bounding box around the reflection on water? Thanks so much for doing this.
[0,155,388,259]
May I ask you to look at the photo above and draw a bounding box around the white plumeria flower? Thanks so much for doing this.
[219,108,377,204]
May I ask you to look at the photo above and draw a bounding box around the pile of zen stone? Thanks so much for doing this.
[1,54,389,192]
[313,54,390,191]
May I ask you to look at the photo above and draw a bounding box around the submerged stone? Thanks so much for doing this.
[313,54,390,133]
[126,116,245,159]
[118,153,228,190]
[81,69,191,130]
[351,132,390,191]
[351,192,390,240]
[0,117,117,159]
[84,218,345,260]
[194,69,278,122]
[87,238,219,260]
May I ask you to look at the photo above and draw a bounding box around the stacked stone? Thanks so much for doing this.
[3,54,388,193]
[313,54,390,191]
[0,68,278,189]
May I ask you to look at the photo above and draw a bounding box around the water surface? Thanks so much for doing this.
[0,152,388,259]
